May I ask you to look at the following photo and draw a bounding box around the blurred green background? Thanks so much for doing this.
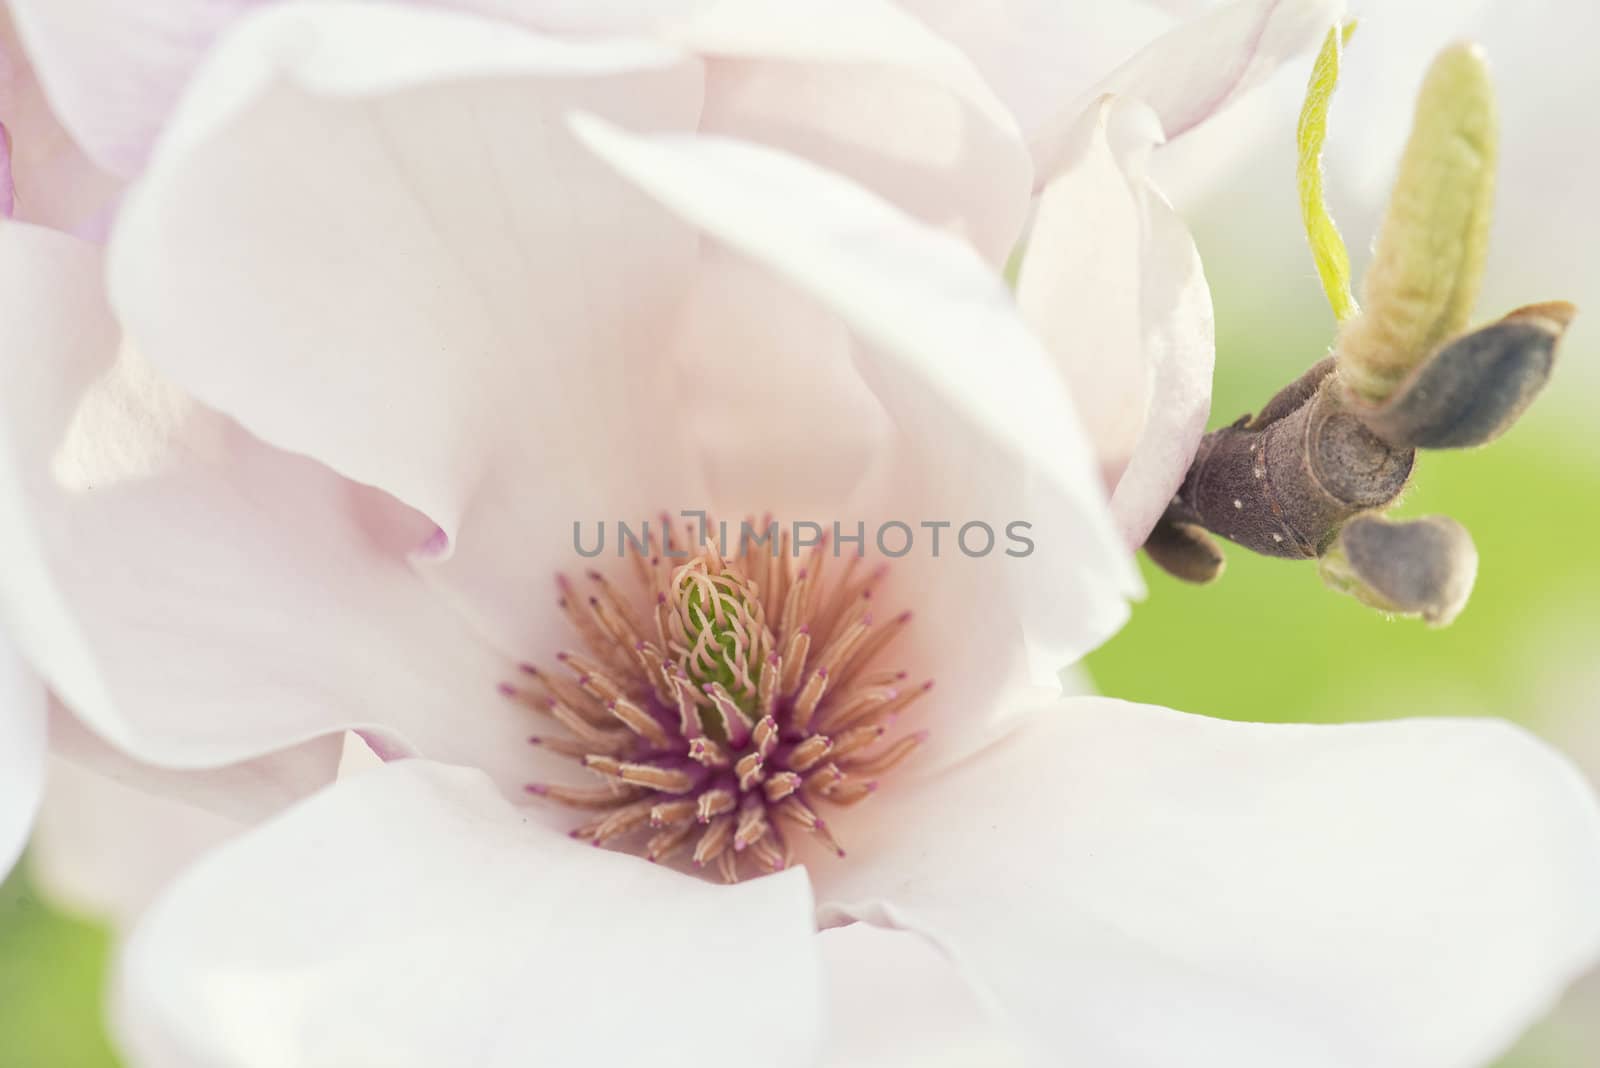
[5,279,1595,1068]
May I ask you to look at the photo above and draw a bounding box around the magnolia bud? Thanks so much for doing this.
[1349,302,1574,449]
[1337,43,1497,404]
[1319,514,1479,626]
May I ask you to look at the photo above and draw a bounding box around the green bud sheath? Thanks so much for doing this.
[1298,21,1359,323]
[1338,43,1498,403]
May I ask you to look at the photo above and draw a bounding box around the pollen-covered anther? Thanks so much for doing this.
[514,516,930,880]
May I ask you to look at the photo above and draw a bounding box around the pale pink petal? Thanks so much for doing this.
[666,244,882,518]
[819,923,1028,1068]
[116,760,823,1068]
[1017,98,1214,546]
[419,0,703,37]
[0,222,555,790]
[573,116,1141,758]
[29,708,344,927]
[0,636,47,877]
[6,0,266,176]
[445,0,1038,260]
[0,10,121,235]
[107,3,709,662]
[893,0,1180,145]
[46,707,344,827]
[675,0,1032,263]
[817,698,1600,1067]
[29,756,238,928]
[0,120,13,218]
[1033,0,1343,184]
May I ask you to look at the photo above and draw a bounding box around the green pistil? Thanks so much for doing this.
[679,574,758,736]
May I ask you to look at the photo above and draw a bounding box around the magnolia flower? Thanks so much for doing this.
[3,3,1599,1067]
[0,0,1330,901]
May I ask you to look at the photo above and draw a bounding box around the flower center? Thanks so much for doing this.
[501,517,931,882]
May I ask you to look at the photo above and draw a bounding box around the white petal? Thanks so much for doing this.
[1017,98,1214,546]
[29,709,344,926]
[30,754,238,927]
[1033,0,1343,183]
[46,708,344,827]
[0,635,47,878]
[893,0,1180,145]
[0,9,121,235]
[818,698,1600,1067]
[6,0,261,176]
[117,760,823,1068]
[572,116,1141,704]
[0,221,541,789]
[819,922,1027,1068]
[675,0,1032,263]
[106,2,708,661]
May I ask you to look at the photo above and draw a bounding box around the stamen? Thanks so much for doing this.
[585,593,637,653]
[841,731,928,776]
[587,570,646,642]
[832,611,913,689]
[634,642,676,706]
[873,679,935,722]
[583,754,624,778]
[734,795,769,852]
[647,822,694,863]
[650,799,696,827]
[702,683,752,747]
[735,752,765,792]
[810,553,862,644]
[687,736,732,769]
[696,787,738,824]
[783,734,833,773]
[692,815,735,867]
[558,651,628,705]
[828,723,888,762]
[751,716,779,760]
[543,697,633,754]
[526,734,591,760]
[512,517,925,880]
[617,762,699,794]
[524,782,643,808]
[821,775,876,807]
[583,798,656,844]
[667,668,704,739]
[811,616,871,680]
[854,669,909,691]
[773,797,844,857]
[778,632,810,699]
[790,668,829,733]
[607,696,672,750]
[749,833,786,873]
[778,574,811,645]
[803,763,844,795]
[517,667,611,728]
[763,772,802,804]
[557,577,619,664]
[756,652,781,718]
[814,684,897,735]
